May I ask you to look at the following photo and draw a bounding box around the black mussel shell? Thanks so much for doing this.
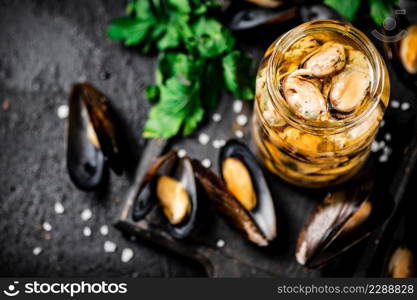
[219,140,277,243]
[67,82,122,190]
[167,156,200,239]
[300,4,349,23]
[132,151,177,221]
[192,159,270,246]
[132,152,200,239]
[227,2,297,31]
[296,180,393,269]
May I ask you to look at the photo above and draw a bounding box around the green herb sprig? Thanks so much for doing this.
[324,0,399,26]
[108,0,254,138]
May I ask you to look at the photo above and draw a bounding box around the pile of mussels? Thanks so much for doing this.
[131,140,277,245]
[65,83,394,271]
[130,139,393,269]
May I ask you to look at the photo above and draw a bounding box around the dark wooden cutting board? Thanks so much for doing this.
[114,85,417,277]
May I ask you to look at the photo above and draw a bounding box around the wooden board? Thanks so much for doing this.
[115,89,417,277]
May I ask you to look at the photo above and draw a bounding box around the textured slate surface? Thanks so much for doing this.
[0,0,416,277]
[0,0,202,277]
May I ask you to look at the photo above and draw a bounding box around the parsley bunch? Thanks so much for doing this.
[108,0,254,138]
[324,0,399,26]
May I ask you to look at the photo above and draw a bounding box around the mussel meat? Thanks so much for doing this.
[219,140,277,243]
[67,82,122,190]
[281,69,327,121]
[328,68,370,117]
[399,24,417,74]
[385,246,415,278]
[296,179,393,268]
[245,0,283,8]
[132,151,200,239]
[302,42,346,78]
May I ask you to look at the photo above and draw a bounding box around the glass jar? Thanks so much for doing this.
[252,20,390,188]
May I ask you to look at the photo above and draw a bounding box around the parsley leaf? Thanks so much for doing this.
[108,0,255,138]
[369,0,398,26]
[222,51,254,100]
[324,0,361,21]
[323,0,399,26]
[192,17,235,58]
[107,17,153,46]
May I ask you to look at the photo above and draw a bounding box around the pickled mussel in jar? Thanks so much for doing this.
[253,20,389,188]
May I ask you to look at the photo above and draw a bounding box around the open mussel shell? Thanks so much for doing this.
[226,1,297,31]
[296,180,393,269]
[191,159,271,246]
[132,151,177,221]
[300,4,349,23]
[131,152,200,239]
[219,140,277,243]
[67,82,122,190]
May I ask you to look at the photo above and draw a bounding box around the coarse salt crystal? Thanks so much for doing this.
[380,120,385,127]
[371,141,379,152]
[81,209,92,221]
[198,133,210,145]
[83,226,92,237]
[384,133,391,141]
[121,248,134,263]
[33,246,42,256]
[379,140,386,148]
[57,104,69,119]
[100,225,109,236]
[201,158,212,168]
[104,241,117,253]
[379,155,388,163]
[401,102,410,111]
[235,130,244,139]
[212,139,226,149]
[54,202,65,214]
[233,100,243,114]
[42,222,52,232]
[212,113,222,122]
[177,149,187,158]
[236,114,248,126]
[216,239,225,248]
[391,100,400,108]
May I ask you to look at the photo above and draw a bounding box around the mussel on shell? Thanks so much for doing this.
[296,179,393,268]
[67,82,122,190]
[191,140,277,246]
[399,24,417,75]
[385,245,415,278]
[131,151,200,239]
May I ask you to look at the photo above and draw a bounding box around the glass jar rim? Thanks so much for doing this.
[265,19,388,134]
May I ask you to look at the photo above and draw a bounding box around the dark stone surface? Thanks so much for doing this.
[0,0,202,277]
[1,0,416,278]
